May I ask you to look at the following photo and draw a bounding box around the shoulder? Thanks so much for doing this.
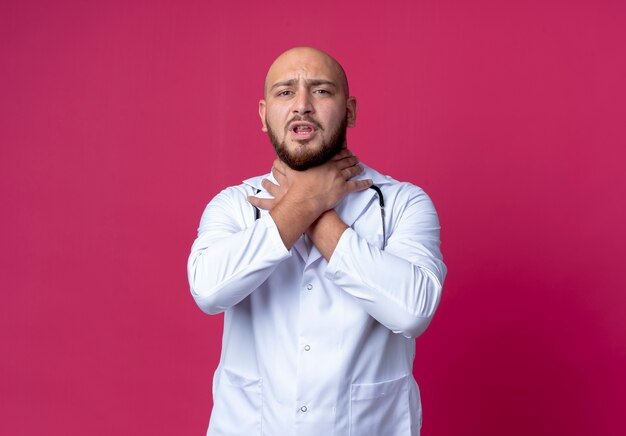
[363,167,441,237]
[197,173,269,230]
[210,171,271,204]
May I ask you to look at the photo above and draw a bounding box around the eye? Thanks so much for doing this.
[277,90,293,97]
[314,89,330,95]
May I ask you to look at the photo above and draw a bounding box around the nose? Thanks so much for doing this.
[293,91,314,115]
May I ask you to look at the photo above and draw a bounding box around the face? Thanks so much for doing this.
[259,48,357,171]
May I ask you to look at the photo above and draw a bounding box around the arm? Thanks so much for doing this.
[255,157,445,338]
[187,186,291,315]
[322,185,446,338]
[188,150,371,315]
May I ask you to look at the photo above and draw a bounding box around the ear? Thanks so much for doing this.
[346,96,357,128]
[259,100,268,132]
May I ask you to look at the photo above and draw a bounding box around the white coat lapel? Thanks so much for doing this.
[292,235,310,262]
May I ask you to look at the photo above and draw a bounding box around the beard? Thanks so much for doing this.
[267,114,348,171]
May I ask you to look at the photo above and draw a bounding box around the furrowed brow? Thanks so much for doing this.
[270,79,338,90]
[306,79,337,89]
[270,79,297,90]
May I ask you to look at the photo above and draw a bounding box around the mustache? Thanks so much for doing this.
[287,115,323,131]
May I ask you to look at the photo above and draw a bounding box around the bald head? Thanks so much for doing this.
[263,47,349,98]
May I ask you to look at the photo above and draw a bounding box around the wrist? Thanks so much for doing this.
[308,210,349,261]
[309,210,348,239]
[283,188,326,219]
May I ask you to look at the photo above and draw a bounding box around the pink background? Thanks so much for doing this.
[2,1,625,435]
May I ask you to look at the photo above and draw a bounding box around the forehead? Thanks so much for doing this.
[265,49,346,94]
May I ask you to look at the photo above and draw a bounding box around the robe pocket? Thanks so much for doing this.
[209,367,263,436]
[349,374,411,436]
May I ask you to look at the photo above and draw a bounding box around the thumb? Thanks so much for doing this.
[248,196,274,211]
[346,179,373,193]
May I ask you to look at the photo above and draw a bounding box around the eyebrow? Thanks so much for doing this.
[270,79,338,91]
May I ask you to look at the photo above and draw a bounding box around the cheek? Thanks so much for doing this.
[323,107,346,129]
[264,112,279,132]
[320,102,347,120]
[267,107,290,126]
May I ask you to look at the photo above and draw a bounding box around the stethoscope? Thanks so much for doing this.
[253,185,386,249]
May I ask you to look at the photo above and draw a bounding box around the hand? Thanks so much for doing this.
[248,150,372,214]
[281,149,373,216]
[247,149,372,250]
[247,159,290,211]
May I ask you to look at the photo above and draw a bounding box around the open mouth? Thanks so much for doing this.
[289,122,318,139]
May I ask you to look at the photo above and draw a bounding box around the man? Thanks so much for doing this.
[188,47,446,436]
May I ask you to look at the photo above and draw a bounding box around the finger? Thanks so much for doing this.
[335,155,359,170]
[247,196,276,211]
[345,179,373,193]
[274,172,288,189]
[272,158,287,176]
[342,163,364,179]
[261,178,282,197]
[271,165,288,186]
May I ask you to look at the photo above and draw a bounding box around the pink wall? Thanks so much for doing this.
[2,1,625,434]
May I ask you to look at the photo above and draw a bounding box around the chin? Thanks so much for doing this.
[288,141,324,155]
